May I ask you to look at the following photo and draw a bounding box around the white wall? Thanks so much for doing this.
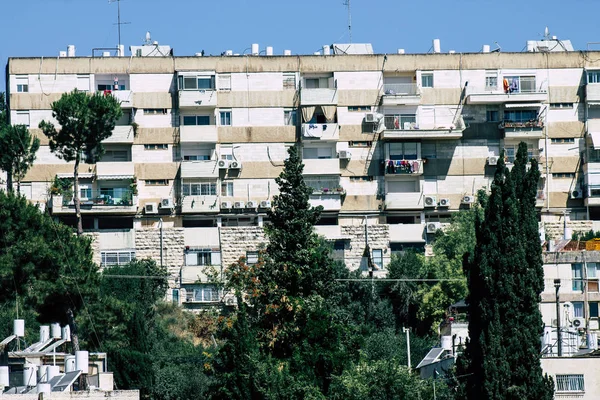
[130,74,175,92]
[334,71,382,90]
[132,145,174,163]
[231,108,283,126]
[230,73,284,91]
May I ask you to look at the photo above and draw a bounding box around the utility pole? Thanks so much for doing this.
[554,279,562,356]
[109,0,130,55]
[343,0,352,43]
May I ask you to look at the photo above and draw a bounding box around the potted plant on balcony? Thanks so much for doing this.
[130,178,138,196]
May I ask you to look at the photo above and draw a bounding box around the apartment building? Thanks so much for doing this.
[5,36,600,309]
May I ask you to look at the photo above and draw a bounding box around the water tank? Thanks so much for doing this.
[225,50,233,56]
[67,45,76,57]
[482,44,491,53]
[62,325,71,342]
[65,355,76,373]
[23,364,37,386]
[102,51,110,57]
[322,45,331,56]
[527,40,536,52]
[449,50,456,54]
[441,335,452,351]
[433,39,441,53]
[75,351,89,374]
[51,323,61,339]
[47,366,60,382]
[0,366,9,388]
[266,46,274,56]
[37,365,48,383]
[194,53,203,57]
[40,326,50,343]
[118,44,125,57]
[59,51,67,57]
[283,49,291,56]
[313,51,321,56]
[397,49,405,54]
[14,319,25,337]
[37,383,51,394]
[251,43,259,55]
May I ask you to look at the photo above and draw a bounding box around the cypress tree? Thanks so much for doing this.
[459,142,554,399]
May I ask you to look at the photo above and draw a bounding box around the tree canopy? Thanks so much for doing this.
[0,124,40,194]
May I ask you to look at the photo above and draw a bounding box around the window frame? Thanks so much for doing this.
[100,250,136,266]
[219,110,232,126]
[284,109,297,126]
[555,374,584,393]
[372,249,384,270]
[143,108,168,115]
[145,179,169,186]
[421,72,434,88]
[246,251,259,265]
[221,182,234,196]
[181,180,218,196]
[144,144,169,150]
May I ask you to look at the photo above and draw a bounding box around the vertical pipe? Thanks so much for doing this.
[555,279,562,356]
[159,218,163,268]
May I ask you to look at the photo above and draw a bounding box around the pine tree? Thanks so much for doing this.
[459,142,553,399]
[0,125,40,194]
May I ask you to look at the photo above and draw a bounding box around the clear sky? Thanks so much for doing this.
[1,0,598,90]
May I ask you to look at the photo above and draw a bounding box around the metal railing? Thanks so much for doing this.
[62,189,135,206]
[383,83,419,96]
[384,159,422,174]
[305,178,344,194]
[384,115,417,130]
[500,120,544,129]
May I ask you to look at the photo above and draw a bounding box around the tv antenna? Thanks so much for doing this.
[108,0,130,55]
[343,0,352,43]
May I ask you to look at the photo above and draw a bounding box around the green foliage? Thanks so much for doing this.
[458,142,554,400]
[572,229,600,241]
[0,124,39,193]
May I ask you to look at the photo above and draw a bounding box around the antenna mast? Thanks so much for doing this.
[109,0,130,55]
[344,0,352,43]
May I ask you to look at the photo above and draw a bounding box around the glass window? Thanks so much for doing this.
[421,142,437,159]
[144,144,168,150]
[384,114,417,130]
[556,375,584,392]
[572,264,583,291]
[485,74,498,90]
[172,289,179,304]
[284,109,297,126]
[503,110,538,123]
[183,76,197,90]
[101,250,135,266]
[421,73,433,88]
[80,187,92,199]
[372,249,383,270]
[486,110,499,122]
[15,111,30,127]
[246,251,259,265]
[220,111,232,126]
[591,302,599,318]
[143,108,168,115]
[283,73,296,89]
[16,76,28,93]
[389,143,418,160]
[221,182,234,196]
[197,77,213,89]
[348,106,371,112]
[573,302,584,318]
[588,71,600,84]
[191,285,219,302]
[145,180,169,186]
[182,181,217,196]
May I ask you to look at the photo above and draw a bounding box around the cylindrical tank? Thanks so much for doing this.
[251,43,259,55]
[62,325,71,342]
[313,51,321,56]
[0,366,9,387]
[39,326,50,343]
[103,51,111,57]
[59,51,67,57]
[47,365,60,382]
[527,40,536,52]
[23,364,37,386]
[283,49,291,56]
[37,365,48,383]
[13,319,25,337]
[65,355,76,373]
[322,45,331,56]
[441,335,452,351]
[75,351,89,374]
[51,323,61,339]
[449,50,456,54]
[37,383,51,394]
[118,44,125,57]
[266,46,274,56]
[433,39,441,53]
[194,52,203,57]
[225,50,233,56]
[67,45,76,57]
[397,49,405,54]
[482,44,491,53]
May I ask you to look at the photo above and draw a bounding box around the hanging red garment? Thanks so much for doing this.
[503,78,510,93]
[394,117,400,129]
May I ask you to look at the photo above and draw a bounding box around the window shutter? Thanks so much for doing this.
[185,252,198,266]
[218,75,231,91]
[211,251,222,266]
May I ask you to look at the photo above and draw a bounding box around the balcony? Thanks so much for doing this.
[180,125,218,143]
[500,120,544,139]
[382,115,464,140]
[309,194,343,211]
[385,192,424,210]
[178,90,218,108]
[388,223,426,243]
[382,83,420,106]
[300,88,338,106]
[110,90,133,108]
[585,185,600,206]
[301,123,339,141]
[51,190,138,215]
[181,195,220,213]
[314,225,352,240]
[466,86,547,104]
[102,125,134,144]
[302,158,340,175]
[536,189,546,208]
[96,162,135,180]
[384,159,423,176]
[587,84,600,103]
[181,160,219,179]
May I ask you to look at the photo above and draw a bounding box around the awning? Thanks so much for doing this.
[56,173,94,179]
[96,174,134,180]
[591,132,600,150]
[504,103,542,109]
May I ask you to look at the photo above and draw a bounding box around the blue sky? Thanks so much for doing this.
[1,0,597,90]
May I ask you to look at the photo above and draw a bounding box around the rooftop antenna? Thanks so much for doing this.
[145,31,152,45]
[343,0,352,43]
[544,26,550,40]
[108,0,130,54]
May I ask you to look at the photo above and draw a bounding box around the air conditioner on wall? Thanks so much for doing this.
[488,156,499,166]
[338,150,351,159]
[365,112,377,123]
[570,189,583,199]
[427,222,441,234]
[230,161,242,169]
[462,195,475,204]
[439,198,451,207]
[424,196,437,207]
[234,201,245,208]
[160,198,174,209]
[144,202,158,214]
[246,201,258,208]
[221,201,232,209]
[218,160,230,169]
[260,200,272,208]
[572,317,585,329]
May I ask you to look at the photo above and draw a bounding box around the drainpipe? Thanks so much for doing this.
[158,218,164,269]
[554,279,562,356]
[584,251,589,337]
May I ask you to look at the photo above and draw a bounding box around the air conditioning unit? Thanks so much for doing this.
[160,198,174,209]
[424,196,437,207]
[488,156,499,166]
[246,200,258,208]
[571,189,583,199]
[36,203,46,213]
[230,161,242,169]
[218,160,230,169]
[144,202,158,214]
[225,297,235,306]
[439,198,451,207]
[234,201,245,208]
[221,201,232,209]
[338,150,351,159]
[260,200,272,208]
[462,195,475,205]
[573,317,585,329]
[427,222,441,234]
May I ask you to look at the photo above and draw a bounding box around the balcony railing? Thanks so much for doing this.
[63,189,136,206]
[384,159,423,175]
[500,120,544,129]
[383,83,419,96]
[384,115,417,130]
[301,123,339,140]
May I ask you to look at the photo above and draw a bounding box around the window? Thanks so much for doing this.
[572,264,583,291]
[76,75,90,91]
[551,138,575,144]
[305,176,341,193]
[421,142,437,159]
[504,143,535,163]
[384,114,417,130]
[182,181,217,196]
[421,72,433,88]
[172,289,179,304]
[555,374,584,392]
[349,141,372,148]
[588,71,600,84]
[348,106,371,112]
[284,109,297,126]
[590,302,599,318]
[485,72,498,90]
[221,182,234,196]
[349,176,374,182]
[101,250,135,266]
[283,73,297,89]
[143,108,168,115]
[588,263,600,292]
[183,115,211,126]
[102,149,129,161]
[99,187,131,204]
[98,84,125,91]
[219,111,232,126]
[503,76,536,93]
[389,142,418,160]
[178,75,215,90]
[185,249,221,266]
[550,103,574,109]
[79,186,92,199]
[503,109,538,123]
[218,74,231,91]
[303,146,333,159]
[16,76,28,92]
[305,77,330,89]
[573,302,584,318]
[552,173,575,179]
[191,285,219,302]
[15,111,30,127]
[183,154,211,161]
[144,144,168,150]
[145,179,169,186]
[246,251,259,265]
[486,110,499,122]
[372,249,383,270]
